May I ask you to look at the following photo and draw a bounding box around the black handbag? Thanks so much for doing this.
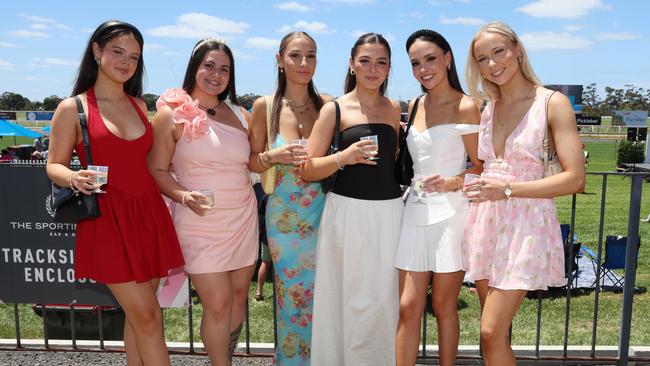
[395,95,423,186]
[51,96,100,223]
[320,101,341,193]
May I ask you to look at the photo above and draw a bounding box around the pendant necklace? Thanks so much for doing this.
[199,102,219,116]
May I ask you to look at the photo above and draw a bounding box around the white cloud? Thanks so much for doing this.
[520,31,593,50]
[277,20,335,34]
[351,29,367,38]
[144,43,167,51]
[564,24,587,32]
[275,1,313,11]
[232,49,256,60]
[406,12,424,19]
[439,15,485,26]
[319,0,374,3]
[30,24,47,30]
[7,30,48,39]
[593,32,642,41]
[28,57,78,68]
[430,0,471,5]
[18,13,56,23]
[18,13,70,31]
[516,0,609,19]
[149,13,249,39]
[44,58,78,66]
[162,51,185,57]
[0,60,16,70]
[0,42,20,48]
[24,76,59,82]
[245,37,280,50]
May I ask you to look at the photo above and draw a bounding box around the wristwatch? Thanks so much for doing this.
[504,183,512,199]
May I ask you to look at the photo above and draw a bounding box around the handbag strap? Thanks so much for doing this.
[403,95,423,138]
[264,95,273,149]
[542,91,556,166]
[74,96,93,166]
[332,100,341,151]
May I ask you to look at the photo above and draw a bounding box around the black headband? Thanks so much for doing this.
[405,29,451,53]
[92,20,143,44]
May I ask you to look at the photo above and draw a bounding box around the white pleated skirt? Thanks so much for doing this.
[311,192,404,366]
[395,200,468,273]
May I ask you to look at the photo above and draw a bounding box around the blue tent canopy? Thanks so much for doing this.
[42,125,51,133]
[0,118,42,138]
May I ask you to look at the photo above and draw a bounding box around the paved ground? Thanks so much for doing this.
[0,351,273,366]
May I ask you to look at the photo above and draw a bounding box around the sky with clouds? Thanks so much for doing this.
[0,0,647,102]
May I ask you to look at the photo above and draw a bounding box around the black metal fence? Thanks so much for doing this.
[2,171,649,365]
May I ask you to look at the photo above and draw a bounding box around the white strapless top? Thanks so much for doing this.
[403,123,479,226]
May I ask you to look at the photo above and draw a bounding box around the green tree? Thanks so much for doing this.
[581,83,601,116]
[237,93,261,110]
[142,93,159,111]
[42,95,63,111]
[0,92,28,110]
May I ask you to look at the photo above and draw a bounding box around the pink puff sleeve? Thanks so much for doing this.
[156,88,209,141]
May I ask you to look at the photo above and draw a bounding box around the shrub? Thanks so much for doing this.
[616,140,646,166]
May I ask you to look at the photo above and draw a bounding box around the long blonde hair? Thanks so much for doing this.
[465,21,541,103]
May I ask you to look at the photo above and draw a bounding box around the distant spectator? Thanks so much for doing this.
[0,149,13,162]
[43,134,50,150]
[33,136,44,152]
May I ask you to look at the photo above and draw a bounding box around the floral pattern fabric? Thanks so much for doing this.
[462,90,566,291]
[266,135,325,365]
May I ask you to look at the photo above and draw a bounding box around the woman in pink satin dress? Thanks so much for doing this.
[148,38,257,365]
[462,22,585,366]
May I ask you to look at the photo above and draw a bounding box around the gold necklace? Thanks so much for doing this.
[283,97,312,115]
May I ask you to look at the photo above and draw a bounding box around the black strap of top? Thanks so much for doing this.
[332,100,341,151]
[74,96,93,166]
[403,95,423,138]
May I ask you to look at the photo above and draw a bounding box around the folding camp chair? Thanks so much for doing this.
[581,235,640,290]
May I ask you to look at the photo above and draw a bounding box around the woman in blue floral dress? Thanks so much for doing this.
[248,31,328,365]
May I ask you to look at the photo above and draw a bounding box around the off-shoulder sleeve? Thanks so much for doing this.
[455,123,479,135]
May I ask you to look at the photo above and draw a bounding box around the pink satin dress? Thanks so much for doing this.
[157,88,258,274]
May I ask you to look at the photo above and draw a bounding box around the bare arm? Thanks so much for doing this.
[509,91,585,197]
[147,106,187,202]
[301,101,377,182]
[46,97,97,195]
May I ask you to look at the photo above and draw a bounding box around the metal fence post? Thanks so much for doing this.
[618,175,643,365]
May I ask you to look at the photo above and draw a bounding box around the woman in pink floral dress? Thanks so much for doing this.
[462,22,585,366]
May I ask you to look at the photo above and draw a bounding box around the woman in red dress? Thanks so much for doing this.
[46,20,184,366]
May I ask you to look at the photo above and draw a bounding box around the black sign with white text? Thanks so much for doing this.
[0,163,116,305]
[576,116,602,125]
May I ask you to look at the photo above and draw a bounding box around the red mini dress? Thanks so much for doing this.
[74,88,184,284]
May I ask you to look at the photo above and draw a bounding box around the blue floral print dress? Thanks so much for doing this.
[266,135,326,365]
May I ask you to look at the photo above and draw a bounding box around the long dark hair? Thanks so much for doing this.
[344,33,391,95]
[405,29,464,94]
[182,39,239,105]
[73,20,145,97]
[270,31,323,141]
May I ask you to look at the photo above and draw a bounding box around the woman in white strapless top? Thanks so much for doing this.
[395,30,482,366]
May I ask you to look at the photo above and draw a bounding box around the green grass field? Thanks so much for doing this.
[1,140,649,348]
